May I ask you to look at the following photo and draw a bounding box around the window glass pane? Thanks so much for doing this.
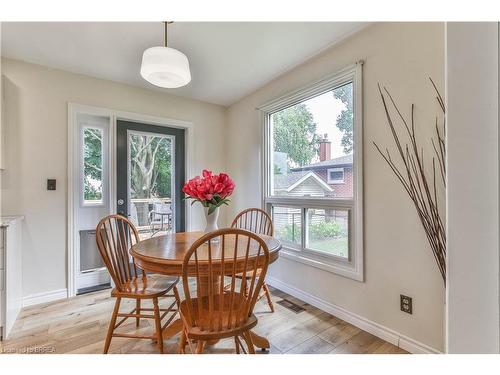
[272,206,302,247]
[306,209,348,259]
[330,171,343,180]
[328,169,344,183]
[83,127,103,203]
[271,82,354,199]
[129,132,173,231]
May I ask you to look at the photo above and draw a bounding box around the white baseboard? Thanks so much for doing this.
[266,276,442,354]
[22,289,68,308]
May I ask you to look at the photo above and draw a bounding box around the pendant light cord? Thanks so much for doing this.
[164,21,173,47]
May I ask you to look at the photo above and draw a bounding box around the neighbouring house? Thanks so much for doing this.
[274,135,353,198]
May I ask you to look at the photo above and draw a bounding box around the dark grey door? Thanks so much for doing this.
[116,120,185,233]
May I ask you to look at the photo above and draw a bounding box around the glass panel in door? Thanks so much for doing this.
[116,120,186,240]
[128,131,174,238]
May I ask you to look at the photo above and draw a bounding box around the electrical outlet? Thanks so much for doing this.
[400,294,413,314]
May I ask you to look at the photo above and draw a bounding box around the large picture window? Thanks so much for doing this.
[261,63,363,280]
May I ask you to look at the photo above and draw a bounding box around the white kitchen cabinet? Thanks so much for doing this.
[0,216,23,340]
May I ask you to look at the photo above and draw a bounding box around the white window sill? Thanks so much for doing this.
[278,245,364,282]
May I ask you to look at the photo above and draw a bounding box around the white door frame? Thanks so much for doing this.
[67,103,195,298]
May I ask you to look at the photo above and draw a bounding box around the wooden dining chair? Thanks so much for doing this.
[178,228,270,354]
[231,208,275,312]
[95,214,180,354]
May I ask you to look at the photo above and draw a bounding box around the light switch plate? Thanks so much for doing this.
[47,179,56,191]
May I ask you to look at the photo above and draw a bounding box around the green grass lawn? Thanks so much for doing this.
[308,237,348,258]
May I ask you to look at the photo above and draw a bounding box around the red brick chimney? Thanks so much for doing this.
[319,133,331,162]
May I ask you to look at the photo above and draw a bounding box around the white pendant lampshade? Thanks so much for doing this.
[140,22,191,89]
[140,46,191,88]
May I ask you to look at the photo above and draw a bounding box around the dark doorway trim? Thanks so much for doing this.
[116,120,186,232]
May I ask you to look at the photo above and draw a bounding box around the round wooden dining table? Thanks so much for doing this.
[130,231,282,351]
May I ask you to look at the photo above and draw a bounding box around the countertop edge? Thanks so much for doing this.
[0,215,25,228]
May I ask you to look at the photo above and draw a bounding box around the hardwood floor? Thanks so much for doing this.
[0,286,407,354]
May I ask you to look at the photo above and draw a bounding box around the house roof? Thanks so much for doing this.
[274,170,310,190]
[274,170,333,193]
[286,172,333,193]
[291,154,353,172]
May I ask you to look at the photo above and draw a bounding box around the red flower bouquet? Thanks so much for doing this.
[182,170,235,215]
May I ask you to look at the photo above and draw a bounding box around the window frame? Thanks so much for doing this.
[260,62,364,281]
[327,167,345,184]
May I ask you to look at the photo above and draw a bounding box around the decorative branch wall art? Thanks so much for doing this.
[374,78,446,284]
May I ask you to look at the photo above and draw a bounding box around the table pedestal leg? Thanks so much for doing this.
[249,331,270,350]
[162,318,269,351]
[198,278,221,297]
[162,318,183,340]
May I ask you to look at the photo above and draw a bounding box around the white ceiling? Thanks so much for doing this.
[1,22,367,106]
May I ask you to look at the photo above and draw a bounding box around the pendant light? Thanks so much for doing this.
[140,21,191,88]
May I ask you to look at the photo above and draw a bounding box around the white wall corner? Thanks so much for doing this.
[446,22,500,354]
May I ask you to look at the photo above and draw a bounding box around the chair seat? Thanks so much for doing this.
[112,274,179,299]
[180,292,258,340]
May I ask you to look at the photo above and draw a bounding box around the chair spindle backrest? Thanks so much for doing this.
[95,214,144,291]
[231,208,273,236]
[181,228,270,332]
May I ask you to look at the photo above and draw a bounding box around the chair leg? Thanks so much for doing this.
[195,340,205,354]
[173,286,181,310]
[242,331,255,354]
[178,329,187,354]
[262,283,274,312]
[136,299,141,327]
[103,297,121,354]
[234,336,240,354]
[152,297,163,354]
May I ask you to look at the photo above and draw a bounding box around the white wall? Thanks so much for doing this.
[226,23,445,351]
[446,22,500,353]
[0,58,227,298]
[1,24,3,216]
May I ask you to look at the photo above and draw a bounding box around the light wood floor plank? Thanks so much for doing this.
[285,335,335,354]
[329,331,383,354]
[1,286,407,354]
